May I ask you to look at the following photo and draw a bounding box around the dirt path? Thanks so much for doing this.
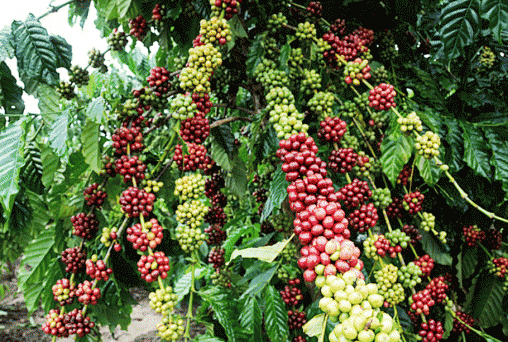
[0,264,205,342]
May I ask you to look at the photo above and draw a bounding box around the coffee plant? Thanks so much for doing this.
[1,0,508,342]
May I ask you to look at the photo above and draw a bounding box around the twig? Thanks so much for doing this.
[210,116,252,129]
[38,0,75,20]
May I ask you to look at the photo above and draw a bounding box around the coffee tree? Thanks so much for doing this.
[1,0,508,341]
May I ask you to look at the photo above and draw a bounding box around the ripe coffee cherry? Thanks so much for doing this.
[129,15,148,41]
[152,3,166,28]
[368,83,396,110]
[126,219,164,251]
[85,259,113,281]
[147,66,171,97]
[414,254,434,277]
[208,247,225,269]
[328,148,358,174]
[52,278,76,306]
[149,286,178,314]
[372,234,396,258]
[111,126,144,155]
[462,224,486,247]
[330,18,346,35]
[410,289,435,315]
[426,276,448,303]
[180,112,210,144]
[114,155,147,184]
[76,280,101,305]
[343,58,371,86]
[347,203,378,232]
[173,143,209,172]
[403,191,424,214]
[119,186,155,218]
[485,227,502,250]
[137,251,170,282]
[453,310,475,334]
[61,247,86,274]
[306,1,323,17]
[338,178,372,209]
[397,164,412,186]
[204,205,227,226]
[83,183,107,208]
[280,285,304,307]
[402,224,422,246]
[293,336,307,342]
[63,308,95,337]
[281,149,328,182]
[418,319,444,342]
[386,197,404,218]
[488,257,508,278]
[71,213,99,240]
[277,132,319,162]
[42,309,68,337]
[211,0,241,20]
[317,117,347,143]
[288,310,307,330]
[205,223,227,245]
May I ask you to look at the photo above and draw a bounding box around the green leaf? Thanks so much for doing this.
[17,227,55,314]
[469,273,505,328]
[481,0,508,43]
[40,146,59,188]
[380,134,414,186]
[261,168,289,222]
[443,310,454,339]
[244,265,278,297]
[420,231,452,265]
[81,119,101,173]
[484,127,508,198]
[223,224,247,261]
[439,0,481,59]
[86,97,105,123]
[246,33,266,78]
[279,43,291,74]
[49,35,72,69]
[225,154,248,198]
[415,155,441,186]
[0,61,24,114]
[0,119,25,215]
[457,248,478,288]
[230,237,293,263]
[0,26,15,62]
[116,0,133,18]
[68,0,91,28]
[199,287,238,341]
[12,14,59,85]
[303,313,326,338]
[444,117,464,172]
[35,84,60,115]
[459,121,491,178]
[174,267,205,302]
[239,296,263,339]
[229,15,248,39]
[264,285,289,342]
[49,110,69,157]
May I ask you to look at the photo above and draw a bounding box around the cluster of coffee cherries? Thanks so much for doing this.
[415,131,440,159]
[403,224,422,246]
[170,93,197,120]
[321,27,374,66]
[156,314,185,341]
[398,262,423,288]
[418,319,444,342]
[56,81,76,100]
[86,257,113,281]
[343,58,371,85]
[414,254,434,277]
[114,155,147,183]
[374,264,405,306]
[306,1,323,17]
[208,247,225,269]
[84,183,107,208]
[210,0,242,20]
[317,116,347,143]
[111,126,144,155]
[173,143,210,172]
[266,87,309,140]
[479,46,496,70]
[267,12,287,34]
[179,42,222,94]
[307,91,335,119]
[403,190,424,214]
[296,22,317,40]
[328,148,361,174]
[368,83,396,110]
[462,224,486,247]
[397,164,412,186]
[300,68,322,95]
[52,278,76,306]
[100,227,120,251]
[128,15,148,40]
[488,257,508,279]
[347,203,378,233]
[42,309,95,338]
[87,48,106,71]
[199,16,232,45]
[119,186,155,218]
[107,28,128,51]
[339,178,372,209]
[149,286,178,314]
[71,213,99,240]
[127,219,164,251]
[69,65,89,86]
[255,59,291,90]
[137,252,170,283]
[452,310,475,334]
[398,111,423,133]
[270,209,294,233]
[371,188,391,209]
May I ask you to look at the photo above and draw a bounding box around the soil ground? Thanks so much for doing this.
[0,260,205,342]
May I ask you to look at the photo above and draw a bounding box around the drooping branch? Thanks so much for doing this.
[210,116,252,129]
